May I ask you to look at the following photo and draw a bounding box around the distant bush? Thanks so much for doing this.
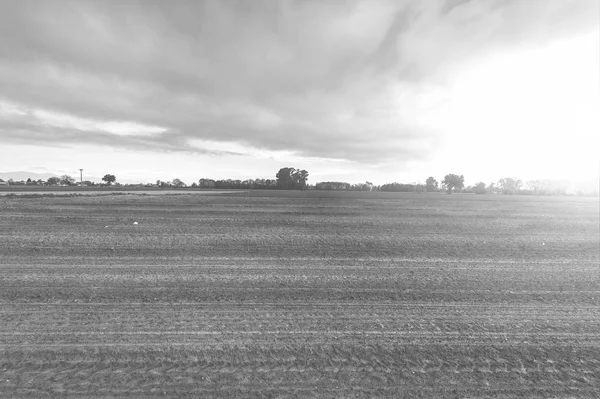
[474,182,487,194]
[380,183,416,192]
[1,192,135,199]
[315,182,351,190]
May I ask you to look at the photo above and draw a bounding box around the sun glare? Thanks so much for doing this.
[444,31,599,181]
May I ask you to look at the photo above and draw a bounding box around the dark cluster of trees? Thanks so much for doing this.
[155,167,309,190]
[345,175,465,194]
[1,175,79,186]
[196,178,276,189]
[0,178,47,186]
[194,167,309,190]
[314,181,374,191]
[464,178,577,196]
[421,176,582,196]
[275,167,309,190]
[1,167,596,196]
[102,174,116,186]
[379,182,425,192]
[156,178,188,188]
[0,174,118,187]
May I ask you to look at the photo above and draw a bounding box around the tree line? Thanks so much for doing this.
[0,168,596,196]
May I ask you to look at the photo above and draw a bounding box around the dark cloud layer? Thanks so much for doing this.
[0,0,597,163]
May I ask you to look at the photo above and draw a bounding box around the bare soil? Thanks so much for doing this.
[1,192,598,397]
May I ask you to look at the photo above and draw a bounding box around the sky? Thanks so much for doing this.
[0,0,599,186]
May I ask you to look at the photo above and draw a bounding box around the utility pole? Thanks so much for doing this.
[79,169,83,186]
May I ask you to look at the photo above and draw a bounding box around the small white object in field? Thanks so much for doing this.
[542,242,545,246]
[105,226,108,228]
[133,222,138,225]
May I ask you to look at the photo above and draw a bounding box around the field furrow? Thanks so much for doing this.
[1,191,598,397]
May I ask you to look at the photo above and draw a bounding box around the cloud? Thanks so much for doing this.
[0,0,597,171]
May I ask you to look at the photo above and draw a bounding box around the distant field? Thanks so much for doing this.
[0,191,598,397]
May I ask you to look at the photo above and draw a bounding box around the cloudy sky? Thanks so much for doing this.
[1,0,598,185]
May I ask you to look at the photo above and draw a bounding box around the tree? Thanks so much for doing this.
[315,182,351,190]
[380,183,416,192]
[348,181,374,191]
[172,178,186,188]
[442,174,465,194]
[425,177,438,192]
[276,167,295,189]
[474,182,487,194]
[102,174,116,186]
[47,177,60,185]
[292,169,309,190]
[497,177,522,195]
[526,180,543,194]
[276,167,309,190]
[198,178,216,188]
[60,175,75,186]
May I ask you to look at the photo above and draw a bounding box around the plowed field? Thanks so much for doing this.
[1,191,599,397]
